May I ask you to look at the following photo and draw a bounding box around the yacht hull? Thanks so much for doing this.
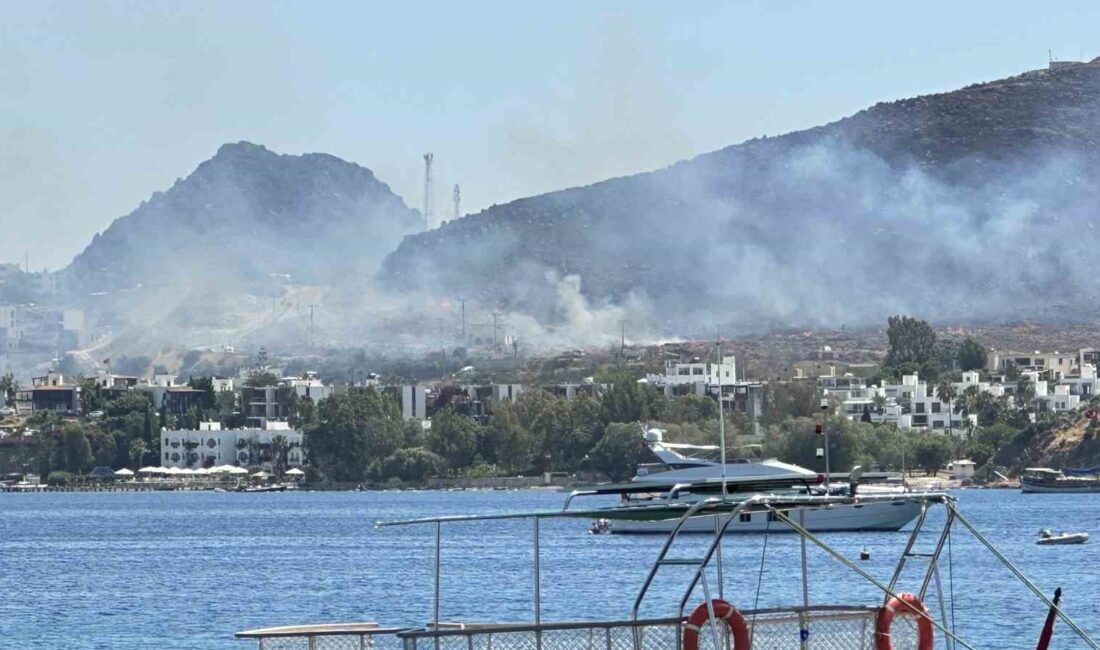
[608,499,922,534]
[1021,482,1100,493]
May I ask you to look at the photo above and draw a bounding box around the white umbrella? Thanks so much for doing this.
[251,470,270,478]
[192,467,209,475]
[284,468,305,476]
[137,466,162,474]
[228,466,249,475]
[114,468,135,477]
[164,467,183,475]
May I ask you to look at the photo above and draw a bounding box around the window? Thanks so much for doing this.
[931,403,941,413]
[692,368,704,375]
[915,403,926,414]
[739,512,751,523]
[207,438,217,448]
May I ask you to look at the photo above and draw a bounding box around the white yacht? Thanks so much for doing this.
[633,428,816,483]
[603,428,922,533]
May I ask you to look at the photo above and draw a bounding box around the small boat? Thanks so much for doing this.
[1037,528,1089,545]
[237,484,288,493]
[588,518,610,535]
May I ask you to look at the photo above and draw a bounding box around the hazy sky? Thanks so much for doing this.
[2,0,1098,269]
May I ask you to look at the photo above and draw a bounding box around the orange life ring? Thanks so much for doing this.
[875,592,934,650]
[682,599,750,650]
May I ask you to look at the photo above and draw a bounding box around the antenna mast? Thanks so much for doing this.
[422,153,434,230]
[453,184,461,220]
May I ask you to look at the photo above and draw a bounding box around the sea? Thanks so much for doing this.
[1,488,1098,649]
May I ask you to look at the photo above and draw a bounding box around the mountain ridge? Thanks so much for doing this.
[379,61,1100,333]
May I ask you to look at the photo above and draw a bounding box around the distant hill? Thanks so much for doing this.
[63,142,421,294]
[379,61,1100,333]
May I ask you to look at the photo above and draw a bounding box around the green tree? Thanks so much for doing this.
[956,337,988,372]
[270,434,289,475]
[128,438,148,470]
[373,447,446,482]
[308,387,404,481]
[1016,376,1037,411]
[426,406,481,472]
[0,373,17,410]
[484,400,534,474]
[885,315,937,368]
[913,435,952,476]
[61,423,94,474]
[588,422,651,481]
[599,372,657,424]
[245,371,279,388]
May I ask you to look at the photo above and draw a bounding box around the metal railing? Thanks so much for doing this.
[237,607,894,650]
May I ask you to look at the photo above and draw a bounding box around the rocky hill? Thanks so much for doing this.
[64,142,421,294]
[379,61,1100,334]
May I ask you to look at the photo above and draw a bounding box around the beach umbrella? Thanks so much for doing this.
[192,467,208,475]
[164,467,182,475]
[251,470,270,479]
[137,467,161,474]
[285,468,305,476]
[228,466,249,475]
[113,468,135,477]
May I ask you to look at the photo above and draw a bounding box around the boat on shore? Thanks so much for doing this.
[236,491,1098,650]
[1021,467,1100,493]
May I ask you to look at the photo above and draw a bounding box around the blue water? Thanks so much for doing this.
[1,489,1098,649]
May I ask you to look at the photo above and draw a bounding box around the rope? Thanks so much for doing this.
[751,514,771,624]
[947,523,957,640]
[946,501,1100,649]
[768,506,977,650]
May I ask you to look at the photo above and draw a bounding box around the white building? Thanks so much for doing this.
[280,372,333,403]
[646,356,738,396]
[160,421,304,469]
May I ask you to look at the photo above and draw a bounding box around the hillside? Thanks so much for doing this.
[988,411,1100,475]
[64,142,421,294]
[379,61,1100,334]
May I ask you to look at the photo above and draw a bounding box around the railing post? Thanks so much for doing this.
[535,516,542,650]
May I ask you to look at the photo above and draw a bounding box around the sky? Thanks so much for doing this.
[2,0,1099,270]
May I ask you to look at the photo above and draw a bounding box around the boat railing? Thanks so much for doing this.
[235,623,408,650]
[238,606,887,650]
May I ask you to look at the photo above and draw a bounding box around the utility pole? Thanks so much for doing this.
[620,320,626,359]
[453,184,461,220]
[423,153,434,230]
[307,304,317,348]
[492,312,500,347]
[460,298,467,341]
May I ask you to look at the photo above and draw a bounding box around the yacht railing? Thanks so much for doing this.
[237,606,891,650]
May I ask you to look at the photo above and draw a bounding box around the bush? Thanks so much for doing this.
[46,471,75,486]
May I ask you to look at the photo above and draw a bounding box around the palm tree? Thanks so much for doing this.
[0,373,18,414]
[936,379,958,437]
[128,439,148,470]
[872,393,887,415]
[1017,376,1037,412]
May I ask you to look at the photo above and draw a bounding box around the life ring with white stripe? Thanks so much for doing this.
[875,592,934,650]
[682,599,750,650]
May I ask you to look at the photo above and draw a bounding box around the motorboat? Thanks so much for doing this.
[1037,528,1089,545]
[604,428,919,533]
[569,474,923,534]
[236,491,1098,650]
[237,483,288,493]
[1021,468,1100,493]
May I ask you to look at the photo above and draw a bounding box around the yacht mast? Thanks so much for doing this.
[717,338,727,497]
